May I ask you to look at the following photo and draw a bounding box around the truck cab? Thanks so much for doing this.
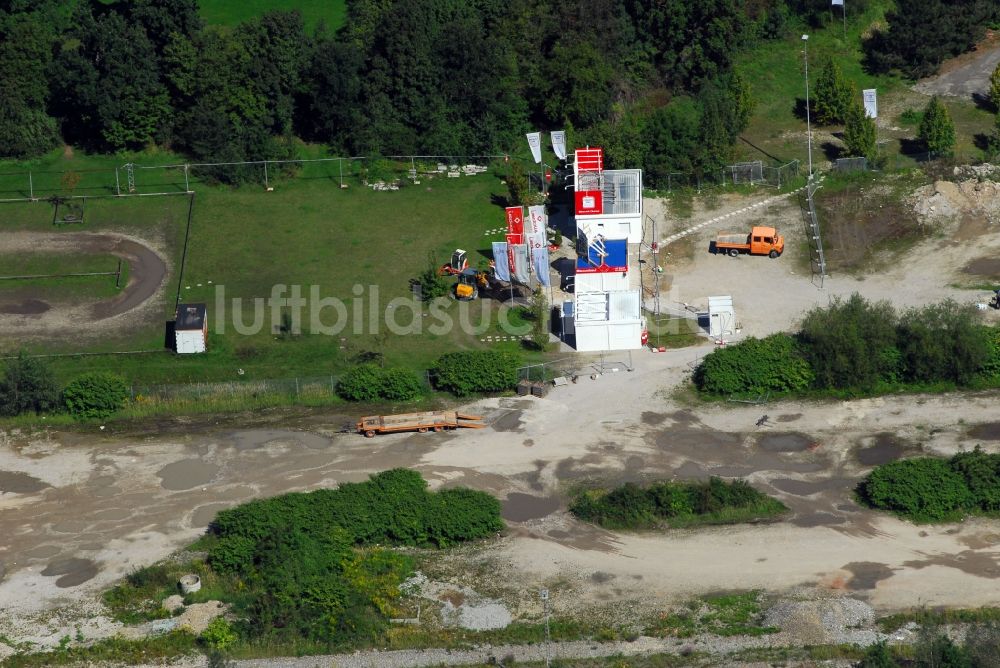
[750,226,783,257]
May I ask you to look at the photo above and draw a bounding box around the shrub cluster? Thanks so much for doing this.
[695,295,997,396]
[432,350,521,396]
[858,447,1000,522]
[692,334,813,396]
[0,354,128,420]
[336,364,422,402]
[569,478,786,530]
[206,469,503,646]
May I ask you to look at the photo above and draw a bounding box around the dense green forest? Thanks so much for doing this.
[1,0,996,186]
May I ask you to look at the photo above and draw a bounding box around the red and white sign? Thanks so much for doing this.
[575,190,604,216]
[505,232,522,246]
[505,206,523,236]
[527,205,546,235]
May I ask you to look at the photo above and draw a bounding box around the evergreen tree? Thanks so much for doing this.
[843,93,878,162]
[918,95,956,156]
[813,59,854,125]
[989,61,1000,112]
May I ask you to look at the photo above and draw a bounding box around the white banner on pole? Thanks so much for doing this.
[551,130,567,160]
[492,242,510,282]
[862,89,877,119]
[527,205,546,236]
[532,247,551,287]
[831,0,843,6]
[526,132,542,164]
[526,231,546,251]
[511,244,529,283]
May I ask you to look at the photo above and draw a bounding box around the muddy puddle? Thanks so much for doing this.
[757,432,814,452]
[502,493,560,522]
[225,429,331,451]
[963,257,1000,278]
[191,503,231,528]
[641,412,666,426]
[0,298,51,315]
[41,557,98,588]
[856,433,908,466]
[492,410,524,432]
[0,470,49,494]
[968,422,1000,441]
[771,478,852,496]
[157,459,220,491]
[843,561,895,590]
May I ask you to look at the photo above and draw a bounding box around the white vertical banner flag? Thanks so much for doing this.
[511,244,530,283]
[526,132,542,164]
[532,247,551,287]
[831,0,843,6]
[551,130,567,160]
[862,89,877,118]
[527,205,546,236]
[526,231,546,251]
[491,242,510,282]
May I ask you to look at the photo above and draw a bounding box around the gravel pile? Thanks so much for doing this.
[764,597,881,646]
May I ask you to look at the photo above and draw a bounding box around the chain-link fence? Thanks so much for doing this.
[651,159,800,192]
[0,154,514,202]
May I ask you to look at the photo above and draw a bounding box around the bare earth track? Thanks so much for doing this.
[0,232,168,338]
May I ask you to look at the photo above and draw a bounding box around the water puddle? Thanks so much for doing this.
[41,557,98,588]
[969,422,1000,441]
[191,503,232,528]
[502,493,560,522]
[771,478,851,496]
[0,471,49,494]
[641,412,666,426]
[856,433,908,466]
[157,459,220,491]
[843,561,895,590]
[757,432,814,452]
[492,410,524,432]
[226,429,331,451]
[0,299,50,315]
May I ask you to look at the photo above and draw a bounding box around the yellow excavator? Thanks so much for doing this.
[455,267,490,300]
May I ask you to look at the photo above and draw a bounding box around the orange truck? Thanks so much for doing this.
[714,226,784,258]
[357,411,486,437]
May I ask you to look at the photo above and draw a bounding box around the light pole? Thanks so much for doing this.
[802,34,813,180]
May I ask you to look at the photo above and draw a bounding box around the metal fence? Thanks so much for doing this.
[834,157,868,173]
[0,154,513,203]
[651,159,800,192]
[128,375,344,401]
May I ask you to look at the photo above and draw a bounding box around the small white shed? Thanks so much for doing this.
[175,303,207,354]
[707,295,735,339]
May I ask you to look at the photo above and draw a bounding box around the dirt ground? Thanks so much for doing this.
[914,37,1000,101]
[0,231,168,340]
[2,180,1000,659]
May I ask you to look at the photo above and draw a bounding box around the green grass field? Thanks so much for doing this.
[199,0,346,32]
[0,253,127,302]
[0,146,540,386]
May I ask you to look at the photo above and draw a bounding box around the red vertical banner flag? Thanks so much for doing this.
[505,206,524,245]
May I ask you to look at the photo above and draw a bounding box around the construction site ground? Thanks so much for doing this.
[2,175,1000,664]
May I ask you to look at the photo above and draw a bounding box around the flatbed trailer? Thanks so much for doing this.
[357,411,486,437]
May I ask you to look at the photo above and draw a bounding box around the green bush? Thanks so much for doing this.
[378,368,422,401]
[62,371,128,419]
[897,301,990,385]
[858,458,973,522]
[692,334,813,396]
[570,478,785,530]
[336,365,422,402]
[199,617,237,650]
[0,352,60,416]
[948,447,1000,512]
[432,350,521,396]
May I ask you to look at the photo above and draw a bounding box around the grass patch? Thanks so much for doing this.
[569,478,788,531]
[648,591,778,638]
[3,630,198,668]
[0,253,126,302]
[877,606,1000,633]
[645,315,702,349]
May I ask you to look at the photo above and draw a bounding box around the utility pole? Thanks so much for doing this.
[802,35,814,181]
[540,588,550,668]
